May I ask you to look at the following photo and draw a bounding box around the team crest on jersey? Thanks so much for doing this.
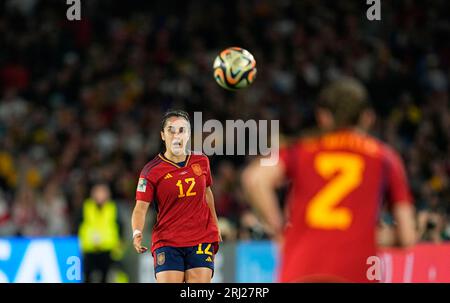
[192,164,202,176]
[157,252,165,265]
[137,178,147,192]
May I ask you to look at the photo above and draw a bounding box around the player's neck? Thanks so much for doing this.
[163,151,188,163]
[324,126,367,135]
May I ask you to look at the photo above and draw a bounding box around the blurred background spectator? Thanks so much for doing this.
[76,183,127,282]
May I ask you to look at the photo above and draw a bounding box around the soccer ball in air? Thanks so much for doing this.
[213,47,257,90]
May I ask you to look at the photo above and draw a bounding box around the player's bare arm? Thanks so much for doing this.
[131,200,150,253]
[392,202,417,248]
[241,157,285,240]
[205,186,222,242]
[384,146,418,249]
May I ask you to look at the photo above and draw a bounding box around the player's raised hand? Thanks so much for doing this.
[133,233,148,253]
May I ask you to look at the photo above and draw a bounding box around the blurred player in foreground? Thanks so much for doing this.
[131,110,221,283]
[242,77,417,282]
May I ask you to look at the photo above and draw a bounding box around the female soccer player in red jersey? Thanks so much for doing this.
[131,110,221,283]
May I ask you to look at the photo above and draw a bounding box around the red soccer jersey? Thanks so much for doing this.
[278,129,413,282]
[135,152,219,253]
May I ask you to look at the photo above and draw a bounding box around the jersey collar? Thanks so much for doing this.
[158,152,191,168]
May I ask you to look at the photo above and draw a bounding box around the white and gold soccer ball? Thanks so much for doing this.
[213,47,257,90]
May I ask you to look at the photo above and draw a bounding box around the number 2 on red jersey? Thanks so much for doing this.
[306,152,365,230]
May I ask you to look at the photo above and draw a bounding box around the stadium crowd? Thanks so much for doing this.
[0,0,449,243]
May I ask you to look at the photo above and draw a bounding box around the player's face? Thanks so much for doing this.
[161,117,190,156]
